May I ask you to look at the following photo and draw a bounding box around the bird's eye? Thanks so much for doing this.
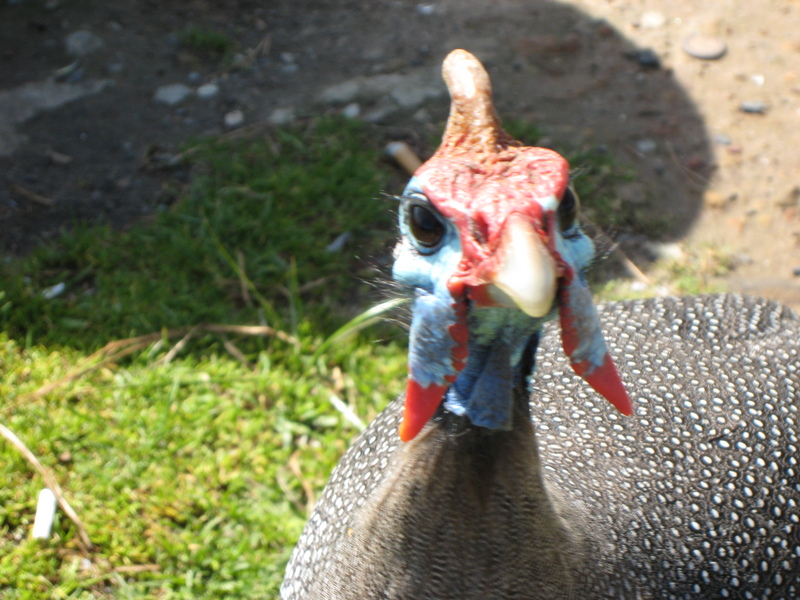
[408,203,446,249]
[558,186,580,231]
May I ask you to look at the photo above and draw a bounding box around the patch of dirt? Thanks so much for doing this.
[1,0,798,309]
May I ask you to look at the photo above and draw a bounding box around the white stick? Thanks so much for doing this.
[32,488,57,539]
[329,394,366,431]
[385,141,422,175]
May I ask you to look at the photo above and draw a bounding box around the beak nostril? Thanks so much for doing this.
[469,215,489,246]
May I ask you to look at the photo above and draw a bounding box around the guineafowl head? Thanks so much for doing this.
[392,49,632,441]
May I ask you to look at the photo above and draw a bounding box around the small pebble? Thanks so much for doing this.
[636,49,660,68]
[714,133,732,145]
[596,20,614,38]
[268,107,295,125]
[65,30,105,57]
[41,282,66,300]
[682,34,727,60]
[224,109,244,129]
[196,83,220,99]
[740,100,767,114]
[48,150,72,165]
[412,107,432,123]
[153,83,193,106]
[341,103,361,119]
[647,241,684,262]
[635,139,657,154]
[326,232,352,253]
[640,11,666,29]
[187,71,202,84]
[417,3,436,15]
[793,266,800,277]
[703,190,727,208]
[778,186,800,208]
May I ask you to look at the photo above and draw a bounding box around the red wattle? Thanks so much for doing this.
[559,283,632,416]
[399,380,449,441]
[570,354,633,416]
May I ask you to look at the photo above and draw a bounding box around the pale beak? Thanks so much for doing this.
[486,213,556,318]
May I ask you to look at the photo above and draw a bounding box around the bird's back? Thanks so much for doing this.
[535,293,800,598]
[282,294,800,599]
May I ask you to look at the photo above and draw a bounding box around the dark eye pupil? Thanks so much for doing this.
[410,205,445,248]
[558,187,579,231]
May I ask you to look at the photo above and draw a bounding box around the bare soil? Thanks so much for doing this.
[1,0,798,309]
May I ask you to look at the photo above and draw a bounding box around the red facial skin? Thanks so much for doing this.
[415,148,570,296]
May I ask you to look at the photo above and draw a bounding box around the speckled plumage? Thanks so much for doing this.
[282,294,800,599]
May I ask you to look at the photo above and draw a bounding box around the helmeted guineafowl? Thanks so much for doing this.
[281,49,800,600]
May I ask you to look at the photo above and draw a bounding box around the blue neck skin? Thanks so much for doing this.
[443,308,543,431]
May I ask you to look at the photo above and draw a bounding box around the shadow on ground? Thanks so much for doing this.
[0,0,714,355]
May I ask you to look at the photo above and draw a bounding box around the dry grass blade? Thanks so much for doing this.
[617,251,653,286]
[288,449,316,515]
[28,324,298,401]
[222,337,255,370]
[11,184,53,206]
[582,215,653,286]
[201,324,298,345]
[276,466,307,515]
[31,338,152,399]
[113,564,162,574]
[213,34,272,76]
[0,423,93,551]
[237,249,253,307]
[158,327,197,365]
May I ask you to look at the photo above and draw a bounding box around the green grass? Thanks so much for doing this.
[0,330,405,599]
[0,117,407,599]
[178,26,236,57]
[0,118,394,349]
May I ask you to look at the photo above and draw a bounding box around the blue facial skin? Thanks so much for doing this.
[393,177,598,432]
[394,177,465,392]
[553,221,609,374]
[443,308,543,430]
